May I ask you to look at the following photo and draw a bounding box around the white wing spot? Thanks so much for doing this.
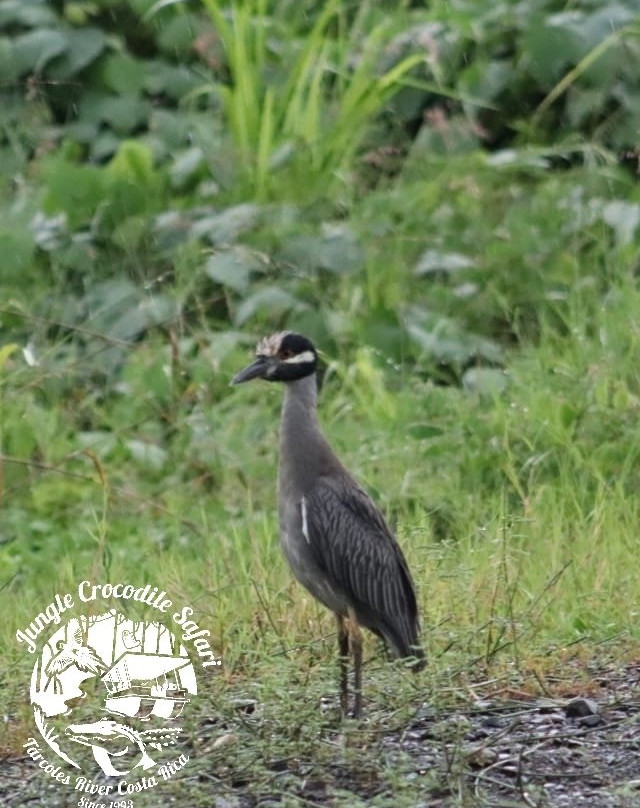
[301,497,310,544]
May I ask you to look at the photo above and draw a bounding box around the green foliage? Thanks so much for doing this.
[2,8,640,800]
[417,0,640,150]
[43,140,166,228]
[0,0,205,171]
[194,0,425,196]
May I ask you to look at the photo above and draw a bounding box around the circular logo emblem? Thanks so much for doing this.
[18,580,220,799]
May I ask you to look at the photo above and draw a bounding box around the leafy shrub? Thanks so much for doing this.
[1,0,639,383]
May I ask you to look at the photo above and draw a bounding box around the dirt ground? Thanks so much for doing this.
[3,660,640,808]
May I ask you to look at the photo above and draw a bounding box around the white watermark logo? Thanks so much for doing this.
[17,580,220,801]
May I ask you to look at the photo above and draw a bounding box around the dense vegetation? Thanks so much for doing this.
[1,0,640,804]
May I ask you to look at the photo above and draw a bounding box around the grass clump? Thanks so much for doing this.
[197,0,425,197]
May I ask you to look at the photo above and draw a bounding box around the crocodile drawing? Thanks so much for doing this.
[66,718,156,777]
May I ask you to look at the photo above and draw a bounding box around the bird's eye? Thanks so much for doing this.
[280,349,294,360]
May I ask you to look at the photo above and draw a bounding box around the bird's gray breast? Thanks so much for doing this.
[278,492,347,615]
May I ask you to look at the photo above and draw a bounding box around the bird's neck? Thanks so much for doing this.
[279,374,338,491]
[282,373,319,425]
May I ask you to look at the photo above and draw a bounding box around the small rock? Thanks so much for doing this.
[578,714,603,728]
[319,695,339,713]
[465,745,499,768]
[482,715,505,729]
[565,697,599,718]
[212,732,238,749]
[267,758,289,772]
[230,697,259,715]
[472,700,496,712]
[413,704,438,721]
[537,697,563,713]
[429,715,471,740]
[215,798,241,808]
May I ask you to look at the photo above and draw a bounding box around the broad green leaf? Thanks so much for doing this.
[234,286,303,326]
[458,59,511,105]
[13,29,68,75]
[42,159,107,228]
[90,130,121,162]
[0,227,35,280]
[572,5,636,51]
[128,0,158,15]
[107,140,156,185]
[98,53,147,96]
[462,367,507,395]
[64,120,99,144]
[3,409,38,458]
[148,109,191,149]
[126,439,168,470]
[0,343,18,371]
[522,15,583,86]
[405,306,502,364]
[143,61,202,99]
[0,38,17,84]
[106,142,165,221]
[112,215,149,252]
[414,250,475,276]
[602,201,640,246]
[281,224,363,274]
[0,0,57,27]
[78,92,150,134]
[204,247,266,293]
[83,280,175,341]
[47,27,105,79]
[191,204,261,245]
[170,147,206,189]
[156,13,200,55]
[76,431,117,454]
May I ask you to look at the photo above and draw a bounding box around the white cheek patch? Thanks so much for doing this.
[284,350,315,364]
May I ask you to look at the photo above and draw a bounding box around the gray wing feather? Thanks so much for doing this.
[305,475,422,661]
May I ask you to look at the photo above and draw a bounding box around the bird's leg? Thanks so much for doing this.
[336,614,349,717]
[346,608,363,719]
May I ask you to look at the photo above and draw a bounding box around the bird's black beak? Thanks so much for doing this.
[231,356,271,385]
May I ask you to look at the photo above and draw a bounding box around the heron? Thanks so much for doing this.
[232,331,424,716]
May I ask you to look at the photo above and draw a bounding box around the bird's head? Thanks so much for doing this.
[231,331,317,385]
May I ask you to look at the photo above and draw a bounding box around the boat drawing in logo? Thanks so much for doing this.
[102,651,191,719]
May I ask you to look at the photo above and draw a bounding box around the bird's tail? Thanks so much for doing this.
[385,622,426,671]
[405,643,426,672]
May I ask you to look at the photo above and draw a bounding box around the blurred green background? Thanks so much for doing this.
[1,0,640,803]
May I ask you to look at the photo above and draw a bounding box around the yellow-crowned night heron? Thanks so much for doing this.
[232,332,424,716]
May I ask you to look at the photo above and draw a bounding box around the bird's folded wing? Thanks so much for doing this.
[304,475,418,640]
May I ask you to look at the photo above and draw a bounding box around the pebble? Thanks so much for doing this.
[565,698,599,718]
[578,714,603,728]
[482,715,506,729]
